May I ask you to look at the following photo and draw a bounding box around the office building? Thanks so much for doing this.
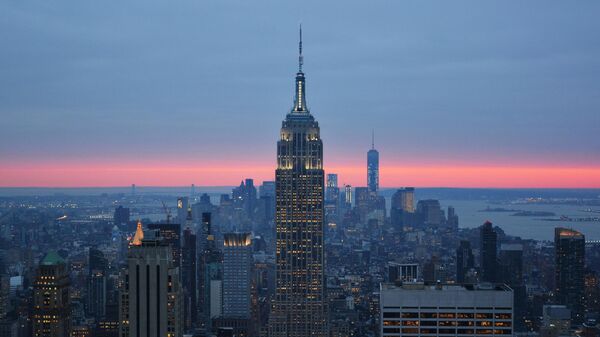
[391,188,415,228]
[176,197,189,225]
[456,240,475,284]
[380,282,513,337]
[119,225,182,337]
[499,244,523,286]
[480,221,498,283]
[367,132,379,193]
[33,251,71,337]
[344,185,353,207]
[87,247,108,318]
[199,213,223,329]
[147,223,181,268]
[416,200,441,227]
[113,206,130,229]
[392,187,415,213]
[554,227,585,324]
[222,233,252,318]
[216,233,254,336]
[326,174,338,201]
[181,226,197,330]
[270,27,327,337]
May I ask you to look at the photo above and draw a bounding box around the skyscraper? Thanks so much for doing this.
[271,27,327,337]
[325,174,340,226]
[480,221,498,283]
[325,174,338,202]
[87,248,108,318]
[222,233,252,318]
[147,223,181,268]
[416,199,442,228]
[181,225,197,331]
[177,197,189,225]
[554,227,585,324]
[199,213,223,330]
[119,226,182,337]
[391,187,415,213]
[33,251,71,337]
[367,131,379,193]
[344,185,353,207]
[390,187,415,228]
[456,240,475,284]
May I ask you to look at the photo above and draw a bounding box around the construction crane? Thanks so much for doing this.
[161,201,172,224]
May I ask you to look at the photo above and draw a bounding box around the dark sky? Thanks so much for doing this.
[1,1,599,186]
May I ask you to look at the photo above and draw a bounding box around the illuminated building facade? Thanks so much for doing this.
[391,188,415,213]
[33,251,71,337]
[380,283,513,337]
[270,27,327,337]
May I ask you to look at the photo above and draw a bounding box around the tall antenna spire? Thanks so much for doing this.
[299,24,303,73]
[372,129,375,149]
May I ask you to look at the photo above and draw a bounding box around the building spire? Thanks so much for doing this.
[292,25,308,113]
[299,24,303,73]
[372,129,375,149]
[131,219,144,246]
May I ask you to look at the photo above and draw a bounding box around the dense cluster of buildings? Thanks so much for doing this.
[0,32,599,337]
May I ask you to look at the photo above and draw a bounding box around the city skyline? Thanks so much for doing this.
[1,1,600,188]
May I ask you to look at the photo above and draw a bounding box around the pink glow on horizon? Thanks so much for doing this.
[1,161,599,188]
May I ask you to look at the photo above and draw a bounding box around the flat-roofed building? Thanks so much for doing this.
[380,282,513,337]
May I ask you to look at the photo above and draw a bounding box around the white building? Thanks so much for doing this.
[380,282,513,337]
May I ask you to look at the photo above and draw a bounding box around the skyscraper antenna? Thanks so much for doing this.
[372,129,375,149]
[299,24,303,73]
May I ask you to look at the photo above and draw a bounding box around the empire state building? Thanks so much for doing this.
[270,27,327,337]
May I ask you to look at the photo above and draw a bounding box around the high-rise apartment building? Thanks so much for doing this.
[119,225,182,337]
[270,27,327,337]
[33,251,71,337]
[380,283,513,337]
[554,227,585,324]
[480,221,498,283]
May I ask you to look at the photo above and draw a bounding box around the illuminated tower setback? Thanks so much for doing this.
[271,27,327,337]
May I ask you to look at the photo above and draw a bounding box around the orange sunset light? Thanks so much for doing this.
[1,162,599,188]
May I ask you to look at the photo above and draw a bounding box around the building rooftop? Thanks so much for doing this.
[41,251,65,265]
[381,282,512,292]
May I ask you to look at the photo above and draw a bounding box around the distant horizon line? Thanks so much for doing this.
[1,186,599,190]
